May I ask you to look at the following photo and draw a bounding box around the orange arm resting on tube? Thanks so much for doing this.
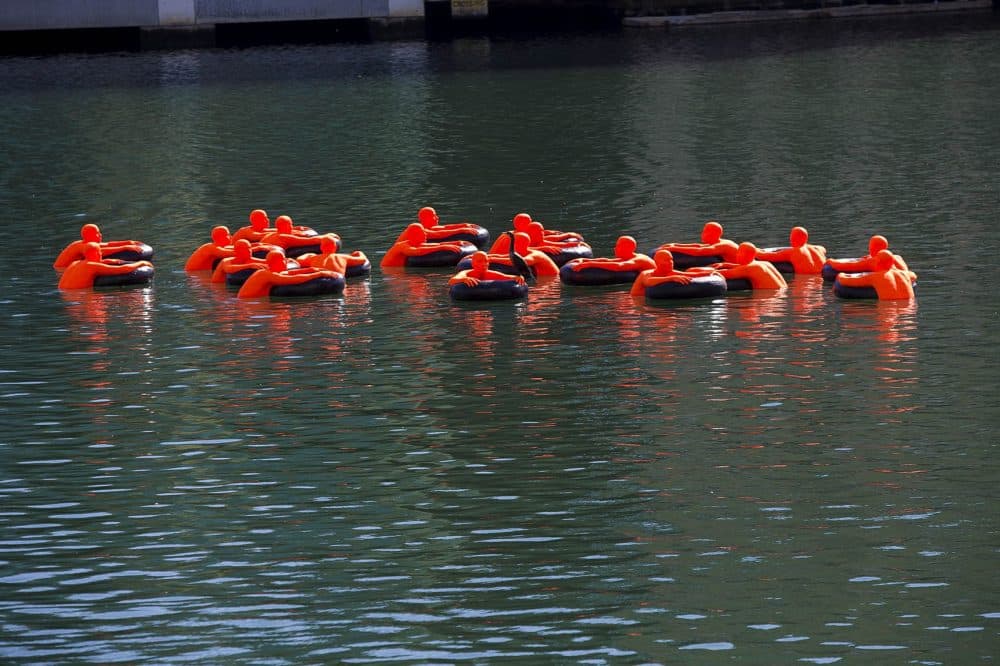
[59,258,152,290]
[835,251,917,300]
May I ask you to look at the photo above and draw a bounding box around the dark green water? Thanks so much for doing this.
[1,15,998,664]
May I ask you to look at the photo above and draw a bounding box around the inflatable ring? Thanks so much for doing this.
[757,249,795,275]
[449,279,528,301]
[92,265,154,288]
[224,268,257,287]
[543,245,593,267]
[833,282,877,299]
[284,243,324,259]
[224,259,302,287]
[456,256,525,277]
[345,259,372,278]
[768,261,795,274]
[432,227,490,249]
[644,274,727,300]
[269,275,346,298]
[643,249,721,270]
[559,264,640,286]
[822,262,848,282]
[104,243,154,262]
[651,251,722,270]
[723,277,754,292]
[405,246,476,268]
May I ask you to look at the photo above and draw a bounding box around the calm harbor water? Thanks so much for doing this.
[1,14,998,664]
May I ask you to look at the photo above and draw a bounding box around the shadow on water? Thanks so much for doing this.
[0,11,996,88]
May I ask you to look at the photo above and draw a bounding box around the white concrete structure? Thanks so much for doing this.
[0,0,428,31]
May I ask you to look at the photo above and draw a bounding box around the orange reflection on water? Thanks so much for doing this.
[62,287,154,370]
[459,307,497,366]
[381,268,447,360]
[515,276,561,350]
[784,275,831,347]
[839,299,919,422]
[61,287,155,441]
[602,291,645,392]
[634,304,684,386]
[730,291,788,341]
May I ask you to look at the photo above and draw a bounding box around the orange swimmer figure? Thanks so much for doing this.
[834,249,917,300]
[58,242,154,290]
[449,251,526,287]
[231,209,318,244]
[296,235,371,277]
[656,220,740,265]
[565,235,655,274]
[713,242,788,290]
[524,220,592,266]
[488,213,582,253]
[54,223,152,269]
[823,234,910,281]
[260,215,337,258]
[411,206,490,248]
[211,239,266,284]
[184,225,237,271]
[485,231,559,278]
[237,250,343,299]
[756,226,827,274]
[380,223,476,268]
[487,213,533,253]
[629,249,719,297]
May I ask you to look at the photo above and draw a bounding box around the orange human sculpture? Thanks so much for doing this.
[231,209,272,243]
[630,249,723,298]
[410,206,490,248]
[471,230,559,279]
[58,242,154,290]
[449,251,526,287]
[231,209,318,244]
[211,239,267,285]
[296,235,371,278]
[756,226,827,274]
[823,234,910,281]
[834,249,917,300]
[488,213,584,254]
[455,230,558,282]
[655,220,740,267]
[448,250,528,301]
[561,235,655,285]
[523,221,592,266]
[380,223,476,268]
[54,223,153,269]
[712,242,788,291]
[528,216,583,243]
[184,225,237,271]
[237,250,345,299]
[260,215,336,258]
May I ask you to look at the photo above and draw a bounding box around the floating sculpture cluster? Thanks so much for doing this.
[53,207,917,301]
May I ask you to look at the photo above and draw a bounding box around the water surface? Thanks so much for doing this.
[1,15,998,664]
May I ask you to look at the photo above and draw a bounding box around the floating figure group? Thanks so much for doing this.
[381,223,477,268]
[57,241,154,290]
[55,224,155,289]
[54,208,916,303]
[235,250,345,299]
[560,235,654,286]
[53,223,153,269]
[182,210,366,298]
[413,206,490,248]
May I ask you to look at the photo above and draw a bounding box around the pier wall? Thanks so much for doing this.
[0,0,992,52]
[0,1,424,31]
